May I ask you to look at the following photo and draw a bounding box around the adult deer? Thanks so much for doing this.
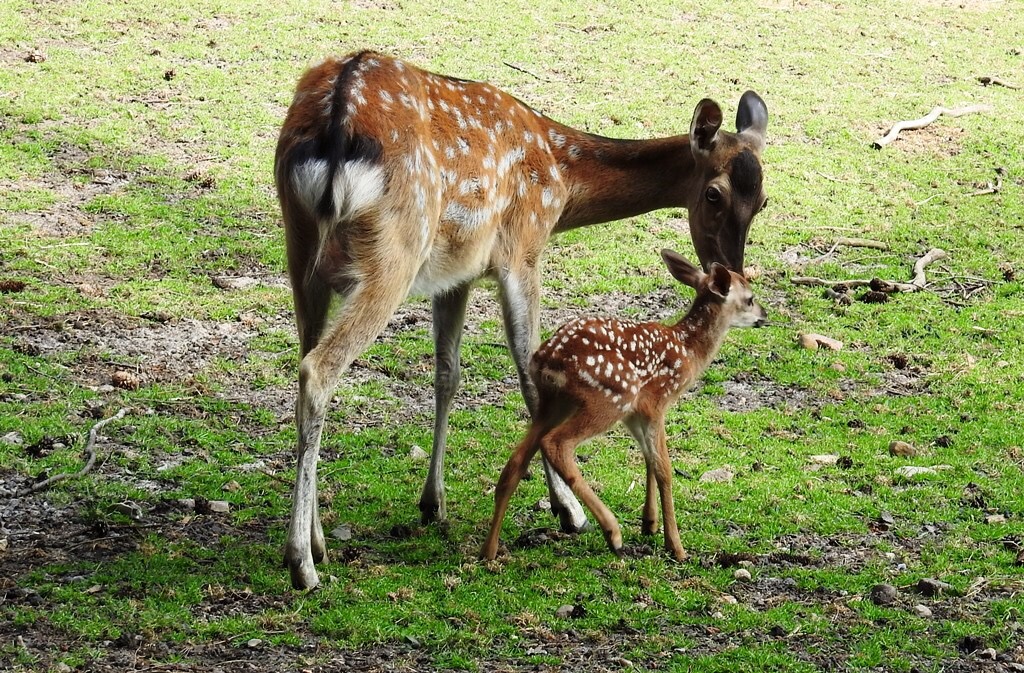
[274,50,768,588]
[481,250,767,561]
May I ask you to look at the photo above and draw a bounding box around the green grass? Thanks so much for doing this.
[2,0,1024,671]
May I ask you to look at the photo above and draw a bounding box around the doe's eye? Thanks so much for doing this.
[705,186,722,204]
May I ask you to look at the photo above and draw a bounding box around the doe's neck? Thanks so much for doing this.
[550,125,697,231]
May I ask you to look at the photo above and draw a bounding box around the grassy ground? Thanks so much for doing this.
[1,1,1023,671]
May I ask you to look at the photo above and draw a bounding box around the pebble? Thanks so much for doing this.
[869,583,898,605]
[889,440,917,458]
[916,578,954,597]
[733,569,752,582]
[2,431,24,446]
[408,445,428,461]
[913,604,933,618]
[699,467,734,483]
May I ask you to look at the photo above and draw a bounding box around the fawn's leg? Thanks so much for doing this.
[540,410,622,555]
[626,414,686,560]
[419,283,472,524]
[496,264,588,534]
[624,415,660,536]
[481,423,545,560]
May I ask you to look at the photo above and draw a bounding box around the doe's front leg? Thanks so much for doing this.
[496,265,589,534]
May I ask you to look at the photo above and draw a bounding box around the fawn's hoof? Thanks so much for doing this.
[641,519,659,536]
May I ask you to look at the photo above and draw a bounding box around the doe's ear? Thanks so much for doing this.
[661,248,703,290]
[735,90,768,152]
[689,98,723,156]
[707,263,733,298]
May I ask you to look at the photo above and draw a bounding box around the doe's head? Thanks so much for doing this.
[660,248,767,328]
[685,91,769,274]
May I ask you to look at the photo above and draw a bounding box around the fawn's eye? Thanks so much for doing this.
[747,297,754,306]
[705,186,722,204]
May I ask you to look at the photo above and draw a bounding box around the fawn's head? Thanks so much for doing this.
[660,248,767,328]
[686,91,768,274]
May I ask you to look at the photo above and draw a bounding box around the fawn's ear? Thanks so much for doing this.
[661,248,703,289]
[707,263,733,299]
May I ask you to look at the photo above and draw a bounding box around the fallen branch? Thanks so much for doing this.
[910,248,948,288]
[503,61,550,82]
[792,248,947,294]
[835,237,889,250]
[16,408,129,497]
[969,167,1005,197]
[977,76,1020,90]
[872,104,993,149]
[810,237,889,264]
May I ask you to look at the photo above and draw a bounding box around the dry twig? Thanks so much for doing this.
[873,104,992,149]
[969,167,1005,197]
[503,62,550,82]
[811,237,889,264]
[792,248,947,293]
[977,76,1020,90]
[16,408,129,497]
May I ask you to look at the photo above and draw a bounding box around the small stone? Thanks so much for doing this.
[979,648,998,660]
[331,524,353,541]
[915,578,954,597]
[55,664,71,673]
[196,499,230,514]
[211,276,258,291]
[1,431,23,446]
[0,538,8,552]
[831,362,846,372]
[403,635,421,648]
[718,594,738,605]
[889,440,917,458]
[869,583,898,605]
[733,568,752,582]
[879,511,896,526]
[221,480,241,492]
[799,333,843,351]
[110,501,143,520]
[699,467,734,483]
[985,514,1006,525]
[798,333,819,351]
[895,466,937,479]
[809,454,840,465]
[912,604,932,618]
[555,604,585,619]
[246,638,262,648]
[532,498,551,512]
[408,445,428,461]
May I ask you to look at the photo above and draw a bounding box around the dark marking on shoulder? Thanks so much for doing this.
[730,149,762,196]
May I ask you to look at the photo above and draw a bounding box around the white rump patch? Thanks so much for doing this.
[291,159,385,223]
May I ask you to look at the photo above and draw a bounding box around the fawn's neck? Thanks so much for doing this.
[671,299,732,374]
[549,125,696,232]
